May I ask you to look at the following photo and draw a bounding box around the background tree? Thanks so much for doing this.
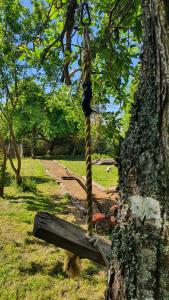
[14,82,80,156]
[24,0,142,148]
[0,116,8,198]
[14,80,47,159]
[0,0,32,184]
[47,85,86,156]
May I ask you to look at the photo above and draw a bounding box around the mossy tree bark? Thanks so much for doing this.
[108,1,169,299]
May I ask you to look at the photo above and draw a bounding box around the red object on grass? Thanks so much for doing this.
[92,204,121,234]
[92,212,106,224]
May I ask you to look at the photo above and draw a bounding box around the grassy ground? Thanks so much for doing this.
[57,157,118,188]
[0,158,106,300]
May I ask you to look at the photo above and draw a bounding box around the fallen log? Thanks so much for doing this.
[33,211,112,266]
[92,158,117,166]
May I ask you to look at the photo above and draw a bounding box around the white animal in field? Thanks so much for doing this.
[106,166,112,173]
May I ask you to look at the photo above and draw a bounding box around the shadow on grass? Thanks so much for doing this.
[7,192,69,215]
[4,172,14,187]
[23,176,52,184]
[49,261,68,278]
[4,175,52,191]
[26,194,69,214]
[84,265,101,276]
[19,259,68,278]
[6,195,35,202]
[19,262,44,275]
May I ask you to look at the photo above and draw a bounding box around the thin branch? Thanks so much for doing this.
[69,67,81,77]
[115,0,135,27]
[106,0,122,31]
[106,0,135,33]
[40,38,61,63]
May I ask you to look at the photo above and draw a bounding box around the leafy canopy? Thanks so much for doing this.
[0,0,142,155]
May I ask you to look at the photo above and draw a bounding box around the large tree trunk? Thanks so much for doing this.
[107,1,169,299]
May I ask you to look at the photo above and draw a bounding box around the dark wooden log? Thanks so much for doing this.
[33,211,111,266]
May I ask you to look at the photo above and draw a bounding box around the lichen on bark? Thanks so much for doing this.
[109,1,169,299]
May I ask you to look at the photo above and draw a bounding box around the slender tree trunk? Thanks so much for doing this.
[20,143,23,158]
[8,123,22,185]
[107,1,169,299]
[31,126,36,159]
[49,141,55,156]
[0,146,7,198]
[72,137,78,157]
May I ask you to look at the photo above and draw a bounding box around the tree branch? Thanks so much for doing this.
[41,0,78,86]
[106,0,135,33]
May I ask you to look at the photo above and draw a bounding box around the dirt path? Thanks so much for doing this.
[41,160,118,210]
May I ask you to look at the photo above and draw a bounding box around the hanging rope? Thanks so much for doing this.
[64,2,106,277]
[81,1,93,236]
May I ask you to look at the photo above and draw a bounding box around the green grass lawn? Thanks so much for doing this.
[0,158,106,300]
[57,157,118,188]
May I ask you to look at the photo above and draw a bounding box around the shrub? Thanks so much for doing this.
[19,177,37,193]
[4,172,14,186]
